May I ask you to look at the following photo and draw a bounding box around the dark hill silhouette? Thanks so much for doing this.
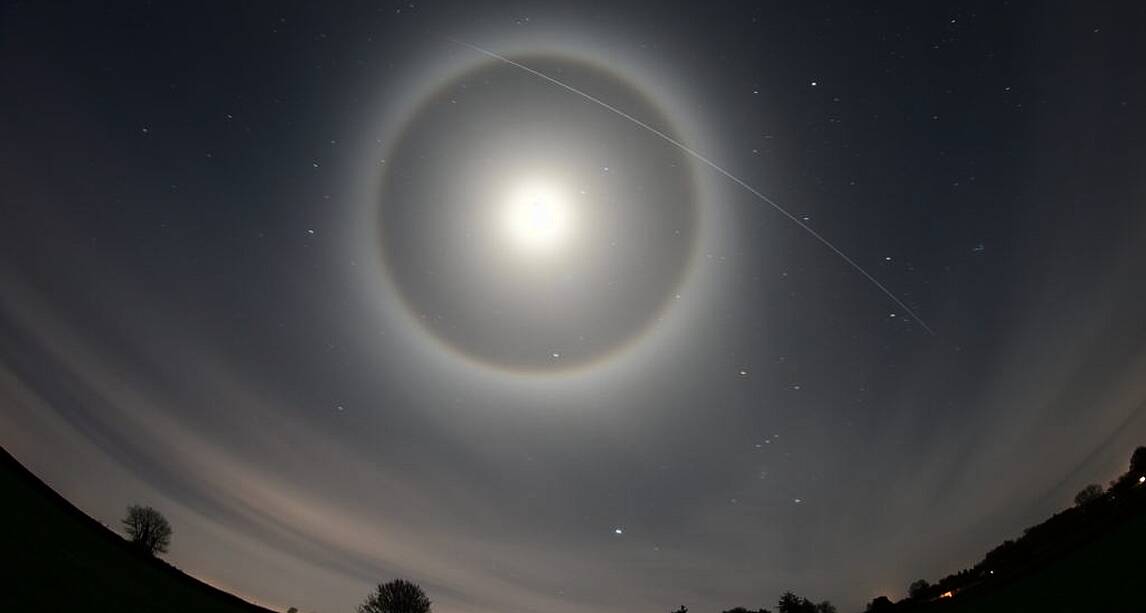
[0,445,275,613]
[714,446,1146,613]
[870,446,1146,613]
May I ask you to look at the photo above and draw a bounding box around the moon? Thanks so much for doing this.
[500,177,575,256]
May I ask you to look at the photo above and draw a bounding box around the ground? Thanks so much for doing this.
[0,446,272,613]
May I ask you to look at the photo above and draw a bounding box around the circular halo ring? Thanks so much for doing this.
[366,48,714,378]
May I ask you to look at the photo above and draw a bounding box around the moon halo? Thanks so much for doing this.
[367,51,711,376]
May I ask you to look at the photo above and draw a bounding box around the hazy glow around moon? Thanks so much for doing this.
[501,176,575,255]
[362,51,713,377]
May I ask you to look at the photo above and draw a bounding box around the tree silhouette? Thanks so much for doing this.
[669,606,688,613]
[1131,446,1146,473]
[908,578,931,599]
[358,579,432,613]
[777,592,818,613]
[1073,483,1104,506]
[865,596,893,612]
[723,594,829,613]
[121,504,172,556]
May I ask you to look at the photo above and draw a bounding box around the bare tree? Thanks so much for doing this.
[121,504,172,556]
[358,579,431,613]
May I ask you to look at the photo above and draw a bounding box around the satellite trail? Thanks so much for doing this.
[449,38,936,336]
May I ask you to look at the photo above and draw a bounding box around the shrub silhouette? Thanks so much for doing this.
[865,596,893,611]
[1073,483,1104,506]
[777,591,828,613]
[121,504,172,556]
[907,578,931,599]
[1131,446,1146,473]
[358,579,432,613]
[723,590,832,613]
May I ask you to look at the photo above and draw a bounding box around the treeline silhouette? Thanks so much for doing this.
[859,445,1146,611]
[668,444,1146,613]
[716,590,837,613]
[662,591,838,613]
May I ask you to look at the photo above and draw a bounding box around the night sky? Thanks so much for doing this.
[3,2,1146,612]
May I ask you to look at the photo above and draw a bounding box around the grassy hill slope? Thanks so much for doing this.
[899,512,1146,613]
[0,446,274,613]
[884,450,1146,613]
[944,514,1145,612]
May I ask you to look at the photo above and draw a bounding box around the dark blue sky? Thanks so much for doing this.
[3,2,1145,612]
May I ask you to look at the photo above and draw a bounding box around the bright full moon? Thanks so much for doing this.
[501,178,574,254]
